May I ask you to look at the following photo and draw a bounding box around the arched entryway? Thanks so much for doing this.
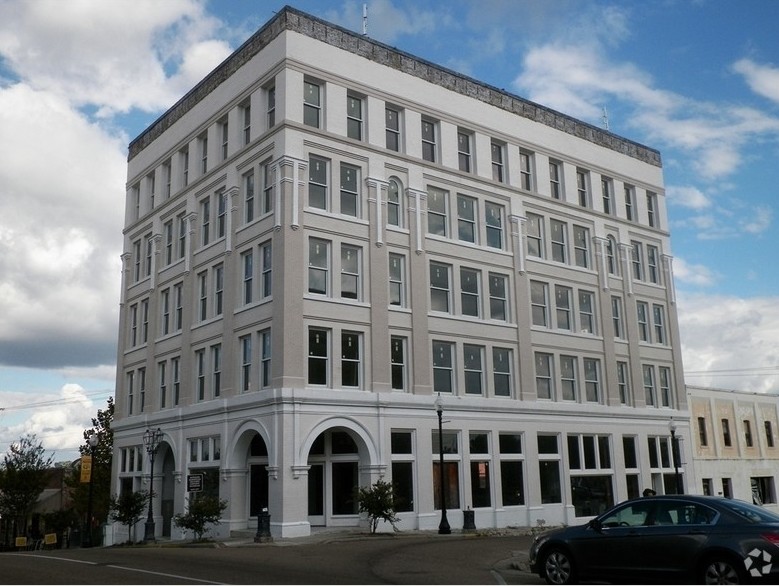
[306,428,366,527]
[159,445,175,537]
[247,434,269,518]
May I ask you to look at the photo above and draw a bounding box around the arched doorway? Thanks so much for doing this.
[159,444,175,537]
[307,429,362,527]
[247,434,269,518]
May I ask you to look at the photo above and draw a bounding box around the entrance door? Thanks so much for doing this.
[308,463,325,526]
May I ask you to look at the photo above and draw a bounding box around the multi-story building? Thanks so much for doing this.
[112,6,690,541]
[688,385,779,509]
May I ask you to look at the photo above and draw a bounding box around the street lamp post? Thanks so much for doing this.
[143,428,163,543]
[669,419,682,494]
[82,433,99,548]
[434,394,451,535]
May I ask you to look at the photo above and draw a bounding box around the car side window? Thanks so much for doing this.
[651,502,716,526]
[601,502,653,528]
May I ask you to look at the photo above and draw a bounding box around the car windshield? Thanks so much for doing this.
[719,499,779,523]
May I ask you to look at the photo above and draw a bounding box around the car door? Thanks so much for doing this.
[570,500,655,577]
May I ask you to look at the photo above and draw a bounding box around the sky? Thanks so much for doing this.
[1,0,779,462]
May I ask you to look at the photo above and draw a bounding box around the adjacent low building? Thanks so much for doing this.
[111,6,690,541]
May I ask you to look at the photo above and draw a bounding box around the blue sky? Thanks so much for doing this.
[1,0,778,461]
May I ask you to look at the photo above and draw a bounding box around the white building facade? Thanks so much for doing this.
[112,7,691,541]
[689,385,779,511]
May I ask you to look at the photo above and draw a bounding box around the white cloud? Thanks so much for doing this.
[325,0,445,44]
[733,58,779,105]
[667,185,711,210]
[673,257,719,287]
[678,292,779,394]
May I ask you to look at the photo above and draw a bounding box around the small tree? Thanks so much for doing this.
[174,494,227,542]
[0,434,54,535]
[357,479,399,533]
[108,490,149,544]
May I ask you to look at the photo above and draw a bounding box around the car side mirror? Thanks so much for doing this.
[588,518,603,533]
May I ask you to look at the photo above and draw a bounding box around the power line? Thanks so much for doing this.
[0,389,113,413]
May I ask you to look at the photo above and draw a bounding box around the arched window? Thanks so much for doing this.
[387,178,402,227]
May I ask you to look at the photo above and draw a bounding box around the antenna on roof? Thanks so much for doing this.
[601,107,610,131]
[363,3,368,36]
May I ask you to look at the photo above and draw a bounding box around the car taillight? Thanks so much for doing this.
[761,532,779,545]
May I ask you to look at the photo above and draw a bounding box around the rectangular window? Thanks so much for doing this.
[579,291,595,334]
[240,335,252,392]
[262,161,274,215]
[538,435,562,503]
[463,344,484,395]
[242,250,253,305]
[164,220,173,265]
[535,353,554,400]
[488,273,508,321]
[647,192,658,227]
[631,241,643,281]
[617,361,630,404]
[177,214,187,260]
[340,244,361,300]
[341,332,361,387]
[163,159,172,199]
[181,146,189,187]
[196,349,206,401]
[460,268,480,318]
[347,94,363,140]
[643,365,656,406]
[647,245,660,284]
[470,459,491,508]
[457,131,472,173]
[138,367,146,412]
[161,288,170,336]
[173,283,183,332]
[308,238,330,296]
[612,296,624,339]
[200,197,210,246]
[766,421,775,448]
[199,133,208,174]
[555,285,572,330]
[391,431,414,512]
[214,264,224,316]
[220,119,228,160]
[129,304,138,346]
[386,106,400,151]
[745,420,754,448]
[584,358,600,402]
[457,194,477,243]
[659,366,672,407]
[308,328,329,386]
[427,187,448,236]
[519,150,533,191]
[430,262,451,313]
[243,99,253,143]
[127,371,134,415]
[421,118,437,163]
[601,176,613,214]
[389,253,406,307]
[625,185,635,221]
[148,172,156,210]
[500,434,525,506]
[653,304,666,344]
[560,355,577,401]
[144,235,152,278]
[390,336,407,391]
[485,201,504,249]
[637,301,650,342]
[216,191,226,239]
[432,341,454,393]
[340,163,359,217]
[493,348,512,397]
[548,160,561,199]
[722,419,732,447]
[244,171,255,223]
[492,141,505,182]
[159,361,167,409]
[550,219,567,263]
[697,417,708,447]
[198,271,208,321]
[260,329,271,388]
[526,213,543,258]
[304,80,321,128]
[140,299,149,343]
[172,356,180,405]
[309,155,328,210]
[212,343,221,398]
[573,225,590,268]
[531,280,549,327]
[261,241,272,298]
[576,169,590,208]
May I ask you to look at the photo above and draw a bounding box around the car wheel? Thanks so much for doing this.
[541,547,577,585]
[699,556,747,585]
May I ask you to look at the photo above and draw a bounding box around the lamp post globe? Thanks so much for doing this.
[143,428,163,543]
[434,393,451,535]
